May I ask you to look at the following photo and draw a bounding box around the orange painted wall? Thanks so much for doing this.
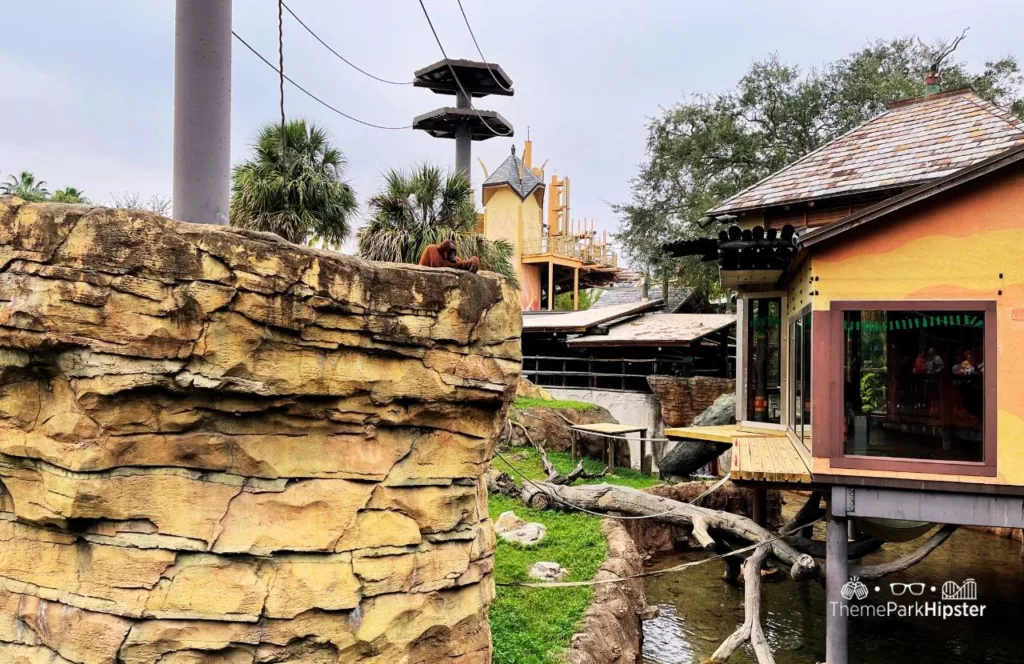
[793,167,1024,487]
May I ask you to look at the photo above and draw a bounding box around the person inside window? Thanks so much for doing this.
[913,351,927,374]
[954,350,977,376]
[925,347,944,374]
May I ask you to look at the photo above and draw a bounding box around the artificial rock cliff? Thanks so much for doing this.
[0,198,521,663]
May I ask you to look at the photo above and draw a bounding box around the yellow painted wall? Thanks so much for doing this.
[796,168,1024,487]
[483,187,544,310]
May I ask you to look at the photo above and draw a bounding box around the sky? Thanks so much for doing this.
[1,1,1022,258]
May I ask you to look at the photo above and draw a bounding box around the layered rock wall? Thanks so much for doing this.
[0,199,521,663]
[647,375,735,428]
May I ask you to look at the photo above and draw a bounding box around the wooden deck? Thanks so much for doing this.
[732,436,812,483]
[665,425,813,484]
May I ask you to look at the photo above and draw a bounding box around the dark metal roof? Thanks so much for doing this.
[413,59,514,97]
[800,142,1024,248]
[412,107,513,141]
[482,148,543,200]
[665,225,798,271]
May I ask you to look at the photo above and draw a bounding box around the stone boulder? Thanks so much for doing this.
[529,562,569,581]
[516,375,553,400]
[0,198,520,663]
[494,510,547,547]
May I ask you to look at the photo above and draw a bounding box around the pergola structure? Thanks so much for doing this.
[413,59,515,176]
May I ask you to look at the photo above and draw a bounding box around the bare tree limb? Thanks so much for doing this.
[710,543,775,664]
[522,481,818,579]
[851,524,959,580]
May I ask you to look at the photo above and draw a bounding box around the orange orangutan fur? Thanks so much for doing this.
[418,239,479,272]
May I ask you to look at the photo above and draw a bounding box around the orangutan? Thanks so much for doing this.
[418,239,480,273]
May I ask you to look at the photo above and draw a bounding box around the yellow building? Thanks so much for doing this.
[481,141,617,310]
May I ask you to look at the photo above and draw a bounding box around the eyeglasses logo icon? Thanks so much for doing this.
[889,582,926,596]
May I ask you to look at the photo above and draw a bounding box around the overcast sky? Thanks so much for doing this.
[2,1,1022,258]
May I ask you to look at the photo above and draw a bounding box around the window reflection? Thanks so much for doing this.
[790,311,812,441]
[842,310,985,462]
[746,298,781,423]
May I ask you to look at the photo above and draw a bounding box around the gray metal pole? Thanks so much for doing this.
[173,0,232,224]
[825,512,849,664]
[455,90,471,178]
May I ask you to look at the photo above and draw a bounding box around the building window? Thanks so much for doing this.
[842,309,987,462]
[790,310,812,440]
[746,298,781,423]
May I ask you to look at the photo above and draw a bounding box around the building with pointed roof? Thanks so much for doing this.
[665,78,1024,664]
[480,139,618,310]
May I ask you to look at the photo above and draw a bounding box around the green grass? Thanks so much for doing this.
[489,493,606,664]
[488,446,662,663]
[494,445,663,491]
[513,396,598,411]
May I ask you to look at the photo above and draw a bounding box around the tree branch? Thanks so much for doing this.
[710,543,775,664]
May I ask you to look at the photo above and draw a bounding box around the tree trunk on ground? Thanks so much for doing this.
[516,482,959,663]
[658,439,730,479]
[521,481,819,580]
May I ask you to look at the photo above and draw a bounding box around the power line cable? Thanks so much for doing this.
[416,0,512,137]
[281,1,414,85]
[277,0,287,157]
[455,0,514,93]
[232,31,411,131]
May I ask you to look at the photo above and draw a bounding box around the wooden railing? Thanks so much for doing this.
[520,235,617,268]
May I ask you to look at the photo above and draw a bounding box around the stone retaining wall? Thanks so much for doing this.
[647,375,735,428]
[0,199,520,663]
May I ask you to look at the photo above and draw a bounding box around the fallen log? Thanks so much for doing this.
[520,481,819,580]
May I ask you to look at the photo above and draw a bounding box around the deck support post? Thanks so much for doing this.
[752,487,767,526]
[573,267,579,310]
[826,509,850,664]
[547,262,554,311]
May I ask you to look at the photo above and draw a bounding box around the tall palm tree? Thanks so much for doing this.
[230,120,357,245]
[51,186,89,204]
[1,171,50,202]
[358,164,518,287]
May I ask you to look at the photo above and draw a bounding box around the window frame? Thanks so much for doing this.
[737,292,788,429]
[825,300,997,477]
[788,304,813,445]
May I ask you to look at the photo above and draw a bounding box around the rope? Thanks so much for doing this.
[232,32,411,130]
[281,2,413,85]
[497,519,821,589]
[494,448,730,521]
[416,0,513,137]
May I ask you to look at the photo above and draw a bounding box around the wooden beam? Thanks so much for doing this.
[547,262,554,310]
[573,268,579,311]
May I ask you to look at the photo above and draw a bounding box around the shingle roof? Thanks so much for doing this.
[521,299,663,334]
[566,313,735,347]
[707,90,1024,216]
[801,142,1024,248]
[482,148,543,200]
[592,283,693,313]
